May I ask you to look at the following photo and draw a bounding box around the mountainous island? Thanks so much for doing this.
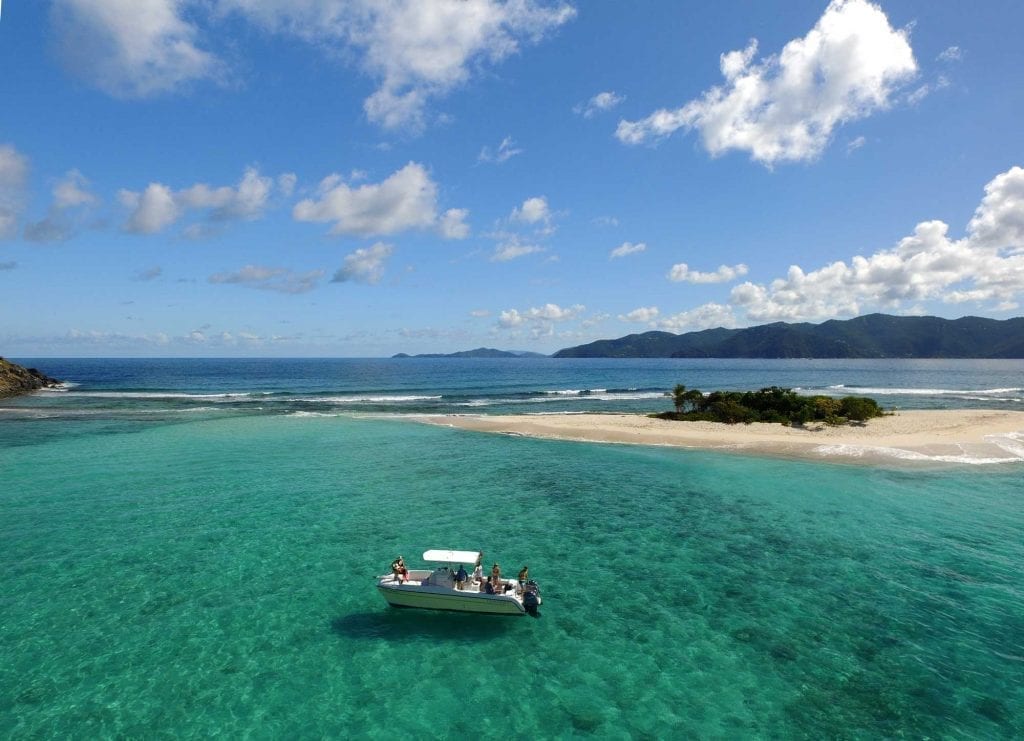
[554,314,1024,359]
[393,347,548,358]
[0,357,61,398]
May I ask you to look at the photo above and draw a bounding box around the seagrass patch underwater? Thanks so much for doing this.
[1,411,1022,737]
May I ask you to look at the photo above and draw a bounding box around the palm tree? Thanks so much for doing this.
[671,384,687,414]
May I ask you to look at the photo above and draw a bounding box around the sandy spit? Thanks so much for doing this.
[417,410,1024,466]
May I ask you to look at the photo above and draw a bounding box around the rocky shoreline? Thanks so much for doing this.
[0,357,62,399]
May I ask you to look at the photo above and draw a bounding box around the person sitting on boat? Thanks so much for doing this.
[455,564,468,590]
[391,556,408,583]
[483,578,496,595]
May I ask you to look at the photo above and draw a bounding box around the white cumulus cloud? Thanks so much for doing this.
[294,162,467,239]
[498,302,584,336]
[119,167,275,234]
[668,262,749,284]
[658,303,737,332]
[50,1,574,130]
[511,195,551,224]
[616,0,917,165]
[727,166,1024,322]
[51,0,224,98]
[439,208,471,239]
[619,306,659,323]
[119,183,178,234]
[218,0,575,132]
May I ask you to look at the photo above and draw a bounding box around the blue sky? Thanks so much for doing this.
[1,0,1022,357]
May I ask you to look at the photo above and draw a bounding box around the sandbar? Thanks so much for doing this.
[419,410,1024,466]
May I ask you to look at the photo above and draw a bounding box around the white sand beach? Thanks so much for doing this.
[420,410,1024,465]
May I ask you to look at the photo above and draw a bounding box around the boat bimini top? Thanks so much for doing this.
[422,549,480,564]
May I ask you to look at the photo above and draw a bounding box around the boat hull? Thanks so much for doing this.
[377,583,526,615]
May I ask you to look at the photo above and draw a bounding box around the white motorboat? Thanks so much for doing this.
[377,549,541,617]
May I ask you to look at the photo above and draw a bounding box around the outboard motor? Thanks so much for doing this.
[523,580,541,618]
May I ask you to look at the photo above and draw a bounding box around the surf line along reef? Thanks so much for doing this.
[0,358,61,399]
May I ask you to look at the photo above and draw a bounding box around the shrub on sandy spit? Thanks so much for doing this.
[652,386,884,426]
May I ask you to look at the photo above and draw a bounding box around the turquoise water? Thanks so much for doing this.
[2,360,1024,736]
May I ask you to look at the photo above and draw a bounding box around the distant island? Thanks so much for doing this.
[393,347,548,358]
[554,313,1024,358]
[0,357,61,399]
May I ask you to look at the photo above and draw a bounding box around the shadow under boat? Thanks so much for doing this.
[331,609,522,641]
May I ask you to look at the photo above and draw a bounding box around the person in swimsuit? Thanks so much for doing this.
[391,556,408,583]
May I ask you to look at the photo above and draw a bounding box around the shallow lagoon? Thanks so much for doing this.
[2,413,1022,737]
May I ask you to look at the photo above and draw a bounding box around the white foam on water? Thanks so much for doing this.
[814,443,1024,465]
[287,411,350,418]
[523,410,589,415]
[38,382,78,392]
[527,392,665,403]
[313,394,443,403]
[458,391,665,407]
[823,385,1024,397]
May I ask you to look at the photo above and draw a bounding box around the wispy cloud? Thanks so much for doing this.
[478,136,524,164]
[0,143,29,239]
[134,266,162,281]
[575,90,625,118]
[332,242,393,284]
[610,241,646,259]
[209,264,324,294]
[24,169,100,243]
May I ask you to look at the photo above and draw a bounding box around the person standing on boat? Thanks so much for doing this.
[455,564,468,590]
[472,554,484,585]
[517,566,529,591]
[391,556,408,583]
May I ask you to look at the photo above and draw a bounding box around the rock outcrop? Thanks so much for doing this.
[0,357,62,399]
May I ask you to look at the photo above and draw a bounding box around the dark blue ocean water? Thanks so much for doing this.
[2,358,1023,736]
[7,356,1024,418]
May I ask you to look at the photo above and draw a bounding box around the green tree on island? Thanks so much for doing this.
[655,385,884,426]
